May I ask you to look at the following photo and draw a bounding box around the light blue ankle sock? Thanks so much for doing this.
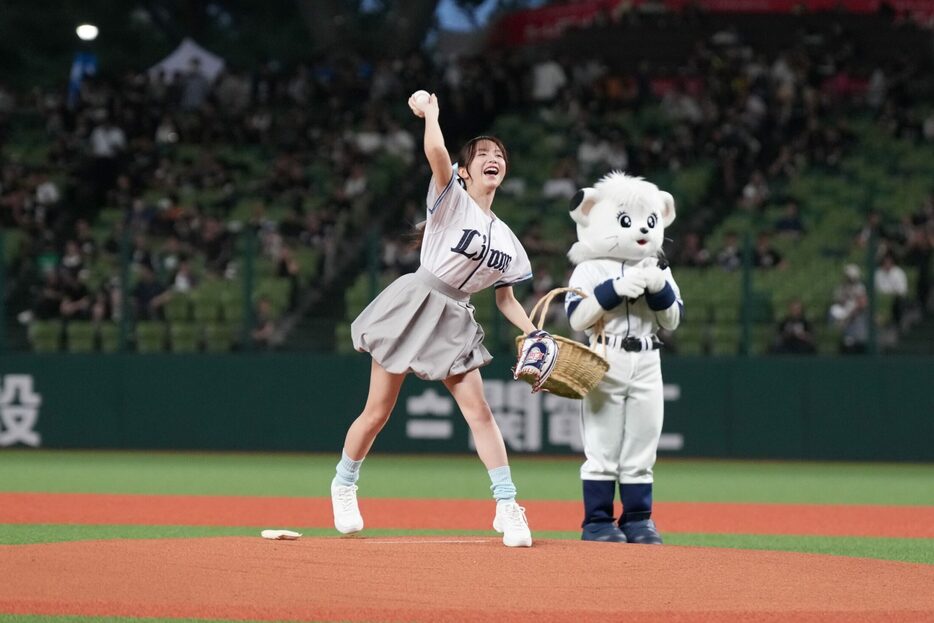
[333,449,364,487]
[488,465,517,504]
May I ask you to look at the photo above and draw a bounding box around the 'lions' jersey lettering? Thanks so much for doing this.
[486,248,512,273]
[450,229,486,260]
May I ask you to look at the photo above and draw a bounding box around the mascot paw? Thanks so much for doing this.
[643,266,667,293]
[613,270,646,300]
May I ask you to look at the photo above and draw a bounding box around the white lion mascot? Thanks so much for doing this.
[564,172,682,544]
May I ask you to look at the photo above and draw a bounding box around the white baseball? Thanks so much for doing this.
[409,89,431,117]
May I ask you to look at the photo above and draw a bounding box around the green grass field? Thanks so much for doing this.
[2,450,932,566]
[5,450,934,503]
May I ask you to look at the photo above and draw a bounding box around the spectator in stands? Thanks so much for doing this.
[7,21,933,353]
[132,233,156,272]
[672,231,712,268]
[180,58,211,111]
[59,240,85,279]
[716,231,742,271]
[770,299,816,354]
[829,264,869,355]
[577,129,610,177]
[88,112,127,204]
[33,170,61,222]
[383,119,416,164]
[199,217,233,276]
[132,264,169,321]
[343,163,369,201]
[530,55,567,104]
[33,270,64,320]
[381,236,419,276]
[523,267,564,329]
[520,222,564,256]
[58,272,92,321]
[541,158,578,200]
[902,211,932,316]
[171,258,198,293]
[276,245,301,309]
[74,219,98,260]
[740,170,770,212]
[251,296,276,349]
[753,231,785,269]
[89,283,114,323]
[774,201,805,239]
[874,252,909,329]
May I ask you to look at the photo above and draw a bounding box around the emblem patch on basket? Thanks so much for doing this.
[513,334,559,393]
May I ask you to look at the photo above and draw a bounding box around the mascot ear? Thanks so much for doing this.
[569,188,597,226]
[660,191,676,227]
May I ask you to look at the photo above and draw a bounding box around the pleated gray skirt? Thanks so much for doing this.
[351,267,492,380]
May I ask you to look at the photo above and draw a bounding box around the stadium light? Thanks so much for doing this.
[76,24,99,41]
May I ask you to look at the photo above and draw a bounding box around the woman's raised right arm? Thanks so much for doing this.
[414,93,453,193]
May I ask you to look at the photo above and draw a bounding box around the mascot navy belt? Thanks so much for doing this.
[594,335,663,352]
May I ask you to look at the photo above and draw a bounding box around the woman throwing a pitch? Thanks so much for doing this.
[330,90,542,547]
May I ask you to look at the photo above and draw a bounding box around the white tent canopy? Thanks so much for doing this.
[148,38,225,83]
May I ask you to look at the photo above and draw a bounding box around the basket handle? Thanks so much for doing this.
[527,287,607,359]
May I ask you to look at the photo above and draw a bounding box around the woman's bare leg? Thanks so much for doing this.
[443,368,507,469]
[331,359,406,535]
[342,359,407,460]
[443,368,532,547]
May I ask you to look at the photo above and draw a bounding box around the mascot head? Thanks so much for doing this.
[567,172,676,265]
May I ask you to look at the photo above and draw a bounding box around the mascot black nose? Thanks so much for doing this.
[640,227,649,234]
[570,190,585,211]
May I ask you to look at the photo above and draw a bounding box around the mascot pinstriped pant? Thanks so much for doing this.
[564,172,683,544]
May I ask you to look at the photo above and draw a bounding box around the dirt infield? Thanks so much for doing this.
[1,537,932,622]
[3,492,933,536]
[2,493,933,622]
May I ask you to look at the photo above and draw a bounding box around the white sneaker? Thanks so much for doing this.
[493,501,532,547]
[331,482,364,534]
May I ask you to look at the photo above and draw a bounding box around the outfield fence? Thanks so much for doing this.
[0,353,930,461]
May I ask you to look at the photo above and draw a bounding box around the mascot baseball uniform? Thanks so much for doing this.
[564,172,682,544]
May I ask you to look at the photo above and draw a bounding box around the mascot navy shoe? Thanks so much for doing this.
[582,522,627,542]
[620,518,663,544]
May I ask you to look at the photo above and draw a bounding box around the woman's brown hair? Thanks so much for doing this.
[408,135,509,251]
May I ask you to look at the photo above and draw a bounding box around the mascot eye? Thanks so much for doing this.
[647,214,657,228]
[617,212,632,228]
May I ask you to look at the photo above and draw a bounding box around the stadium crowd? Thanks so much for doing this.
[1,7,932,352]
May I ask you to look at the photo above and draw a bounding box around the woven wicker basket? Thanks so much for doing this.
[514,287,609,399]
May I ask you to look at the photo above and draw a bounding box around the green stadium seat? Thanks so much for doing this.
[66,322,97,353]
[255,278,291,314]
[204,323,236,352]
[671,323,703,356]
[136,322,167,353]
[222,299,245,324]
[293,247,320,279]
[29,320,63,353]
[712,325,741,355]
[170,323,201,353]
[164,294,192,322]
[191,292,222,323]
[99,323,120,353]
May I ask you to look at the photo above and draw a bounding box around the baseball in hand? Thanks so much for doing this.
[409,89,431,117]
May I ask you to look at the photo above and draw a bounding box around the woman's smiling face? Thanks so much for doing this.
[460,139,507,191]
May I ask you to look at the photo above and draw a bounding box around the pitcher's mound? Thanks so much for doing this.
[1,536,932,622]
